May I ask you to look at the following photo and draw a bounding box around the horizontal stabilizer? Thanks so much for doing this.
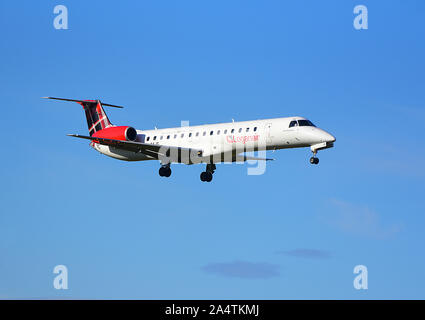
[42,96,124,108]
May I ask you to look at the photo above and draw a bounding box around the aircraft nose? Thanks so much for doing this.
[319,130,336,143]
[326,133,336,143]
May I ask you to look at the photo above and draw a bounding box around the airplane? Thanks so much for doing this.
[43,97,336,182]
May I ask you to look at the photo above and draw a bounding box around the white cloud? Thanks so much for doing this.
[323,198,402,239]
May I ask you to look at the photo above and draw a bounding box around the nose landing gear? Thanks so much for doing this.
[310,156,319,164]
[310,151,319,165]
[200,164,216,182]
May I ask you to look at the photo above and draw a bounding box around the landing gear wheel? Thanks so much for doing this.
[200,171,213,182]
[159,167,165,176]
[159,166,172,177]
[201,163,215,182]
[164,167,171,177]
[310,157,319,165]
[205,172,212,182]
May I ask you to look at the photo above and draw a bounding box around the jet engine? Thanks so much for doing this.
[92,126,137,141]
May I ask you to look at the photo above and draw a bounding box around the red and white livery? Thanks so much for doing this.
[43,97,336,182]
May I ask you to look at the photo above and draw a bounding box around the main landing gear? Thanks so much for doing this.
[200,164,216,182]
[310,151,319,165]
[159,164,172,177]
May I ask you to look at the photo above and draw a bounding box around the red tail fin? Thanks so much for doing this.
[78,100,112,136]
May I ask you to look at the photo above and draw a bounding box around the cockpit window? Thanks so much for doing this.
[298,120,315,127]
[289,120,298,128]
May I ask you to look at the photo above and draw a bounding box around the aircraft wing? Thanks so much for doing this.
[68,134,203,161]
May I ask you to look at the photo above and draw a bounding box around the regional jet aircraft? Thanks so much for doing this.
[43,97,335,182]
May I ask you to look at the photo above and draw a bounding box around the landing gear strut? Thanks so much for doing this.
[200,164,216,182]
[159,163,172,177]
[310,151,319,165]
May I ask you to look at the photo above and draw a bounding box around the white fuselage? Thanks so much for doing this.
[92,116,336,163]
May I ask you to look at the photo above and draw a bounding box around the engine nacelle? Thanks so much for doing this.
[92,126,137,141]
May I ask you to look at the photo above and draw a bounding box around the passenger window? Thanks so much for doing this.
[167,135,170,139]
[147,137,150,141]
[238,128,242,133]
[224,129,227,134]
[160,136,163,140]
[210,131,214,135]
[254,127,257,132]
[189,133,192,137]
[231,129,235,133]
[153,136,157,140]
[203,131,206,136]
[246,128,249,132]
[196,132,199,137]
[174,134,177,139]
[181,133,184,138]
[217,130,220,135]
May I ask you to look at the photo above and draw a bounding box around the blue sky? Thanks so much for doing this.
[1,0,425,299]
